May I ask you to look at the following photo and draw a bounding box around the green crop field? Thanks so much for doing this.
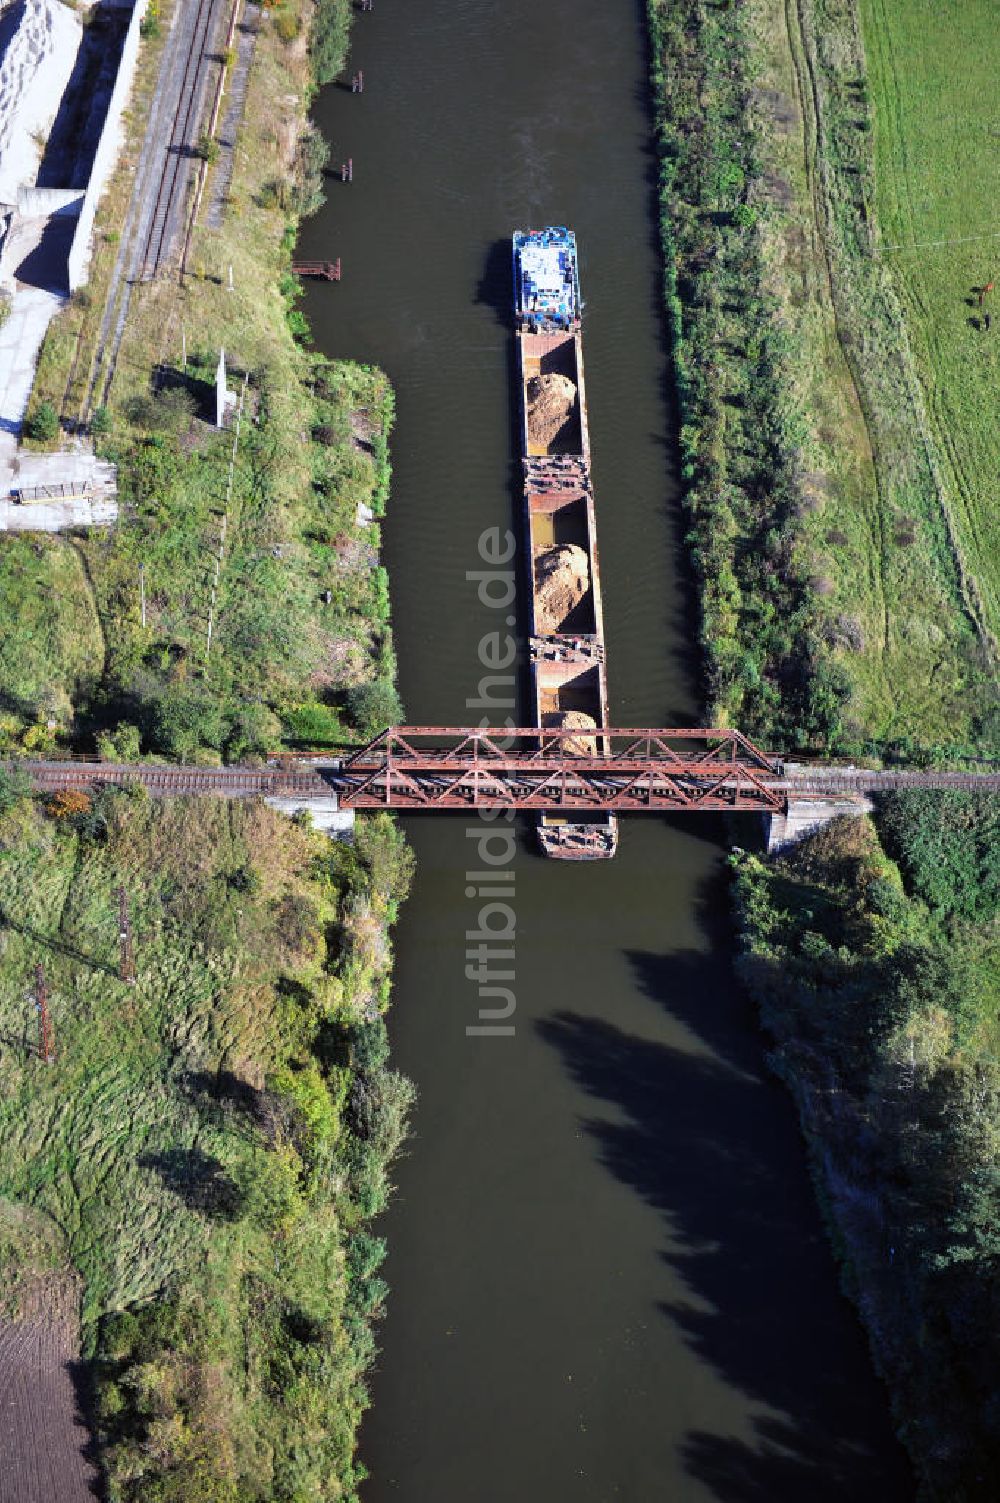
[861,0,1000,647]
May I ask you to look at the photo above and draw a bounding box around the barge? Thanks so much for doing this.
[513,227,617,860]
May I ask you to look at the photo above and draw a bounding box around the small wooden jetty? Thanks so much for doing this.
[291,259,341,281]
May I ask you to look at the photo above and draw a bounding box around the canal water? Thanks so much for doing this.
[300,1,912,1497]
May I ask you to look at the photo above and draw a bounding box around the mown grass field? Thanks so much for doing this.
[861,0,1000,649]
[742,0,997,751]
[647,0,996,757]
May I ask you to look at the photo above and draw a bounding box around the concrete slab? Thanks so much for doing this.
[264,795,355,839]
[0,278,65,444]
[763,795,874,854]
[0,493,118,530]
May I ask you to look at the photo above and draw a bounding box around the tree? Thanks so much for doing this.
[146,683,224,761]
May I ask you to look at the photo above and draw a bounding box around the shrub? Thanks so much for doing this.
[346,679,402,738]
[0,763,31,814]
[96,721,141,762]
[354,812,414,904]
[25,401,58,442]
[273,6,299,43]
[90,405,111,436]
[877,790,1000,923]
[311,0,351,85]
[146,682,225,760]
[282,701,343,746]
[46,789,92,821]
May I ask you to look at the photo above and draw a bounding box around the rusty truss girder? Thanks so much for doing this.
[13,732,1000,811]
[336,726,786,812]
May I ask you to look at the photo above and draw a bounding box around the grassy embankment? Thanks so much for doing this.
[647,0,996,757]
[8,0,397,762]
[0,777,413,1501]
[648,1,1000,1493]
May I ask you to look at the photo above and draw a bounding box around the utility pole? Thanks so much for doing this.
[118,886,136,985]
[35,963,54,1064]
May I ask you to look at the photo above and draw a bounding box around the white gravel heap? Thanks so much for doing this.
[0,0,82,208]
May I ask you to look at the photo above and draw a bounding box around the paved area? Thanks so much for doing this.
[0,446,118,525]
[0,494,118,531]
[0,210,77,445]
[0,279,65,444]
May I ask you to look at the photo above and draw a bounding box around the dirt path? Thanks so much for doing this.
[205,0,261,229]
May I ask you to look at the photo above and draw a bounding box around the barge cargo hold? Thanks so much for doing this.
[513,227,617,860]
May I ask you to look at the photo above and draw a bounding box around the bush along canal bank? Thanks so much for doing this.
[649,0,1000,1492]
[0,0,414,1497]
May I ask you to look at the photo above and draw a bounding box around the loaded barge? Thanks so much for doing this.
[513,227,617,859]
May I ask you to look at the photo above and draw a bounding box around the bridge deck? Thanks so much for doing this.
[9,730,999,813]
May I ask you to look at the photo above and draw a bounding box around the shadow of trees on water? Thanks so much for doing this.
[537,863,913,1502]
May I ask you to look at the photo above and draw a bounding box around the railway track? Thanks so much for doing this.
[13,743,1000,812]
[140,0,220,279]
[24,760,332,798]
[79,0,228,422]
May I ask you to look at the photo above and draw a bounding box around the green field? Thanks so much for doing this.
[861,0,1000,647]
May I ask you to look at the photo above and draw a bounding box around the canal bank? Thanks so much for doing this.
[299,0,913,1496]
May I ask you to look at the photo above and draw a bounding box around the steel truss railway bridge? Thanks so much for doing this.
[16,727,1000,814]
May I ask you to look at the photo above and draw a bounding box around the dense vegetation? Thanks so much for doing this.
[733,799,1000,1498]
[0,784,413,1501]
[646,0,997,754]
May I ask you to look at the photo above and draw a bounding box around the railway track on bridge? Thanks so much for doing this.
[12,729,1000,814]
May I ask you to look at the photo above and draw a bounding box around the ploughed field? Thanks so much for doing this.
[0,1273,97,1503]
[861,0,1000,642]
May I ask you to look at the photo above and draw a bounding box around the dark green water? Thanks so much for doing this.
[299,2,912,1497]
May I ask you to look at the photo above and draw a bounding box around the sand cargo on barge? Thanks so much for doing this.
[513,227,617,860]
